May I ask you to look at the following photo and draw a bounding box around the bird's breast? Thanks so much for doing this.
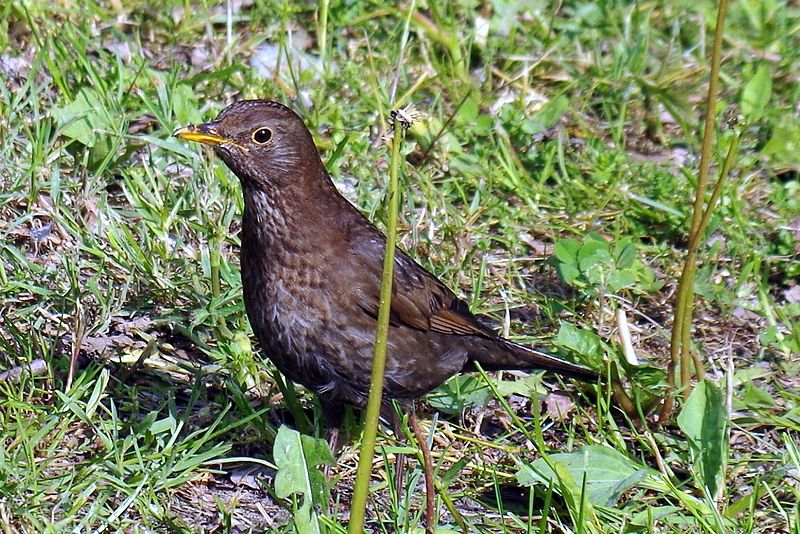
[239,192,344,374]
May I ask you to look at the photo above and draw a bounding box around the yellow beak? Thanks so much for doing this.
[172,123,229,147]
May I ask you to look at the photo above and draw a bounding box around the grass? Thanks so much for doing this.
[1,0,799,532]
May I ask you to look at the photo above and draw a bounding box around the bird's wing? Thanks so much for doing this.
[350,235,496,338]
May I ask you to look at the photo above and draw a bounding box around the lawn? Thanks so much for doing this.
[1,0,798,532]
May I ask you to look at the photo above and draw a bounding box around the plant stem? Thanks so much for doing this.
[317,0,328,70]
[210,239,221,301]
[660,0,730,422]
[348,125,405,533]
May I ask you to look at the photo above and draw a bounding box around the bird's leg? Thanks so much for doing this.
[326,426,341,458]
[320,400,345,480]
[320,400,345,453]
[407,408,436,534]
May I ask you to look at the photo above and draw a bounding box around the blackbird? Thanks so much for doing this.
[174,100,598,440]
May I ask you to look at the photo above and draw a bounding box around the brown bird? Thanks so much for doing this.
[173,100,598,445]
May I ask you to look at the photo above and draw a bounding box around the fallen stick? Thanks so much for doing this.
[0,359,48,385]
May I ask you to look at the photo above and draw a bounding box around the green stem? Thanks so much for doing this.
[318,0,329,70]
[676,134,740,389]
[694,132,741,251]
[273,370,311,435]
[680,132,741,377]
[210,241,221,300]
[348,126,405,533]
[210,228,227,334]
[661,0,730,421]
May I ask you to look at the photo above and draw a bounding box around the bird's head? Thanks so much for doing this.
[173,99,322,190]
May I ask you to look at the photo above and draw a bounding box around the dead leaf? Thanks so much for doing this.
[545,391,575,421]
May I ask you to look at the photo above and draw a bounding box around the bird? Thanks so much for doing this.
[173,100,599,447]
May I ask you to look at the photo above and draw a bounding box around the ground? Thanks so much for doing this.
[0,1,799,533]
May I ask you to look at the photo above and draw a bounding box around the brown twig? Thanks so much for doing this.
[67,296,85,391]
[409,410,436,533]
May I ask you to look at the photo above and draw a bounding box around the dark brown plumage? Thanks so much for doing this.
[174,99,598,435]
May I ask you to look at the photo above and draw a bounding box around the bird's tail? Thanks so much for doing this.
[465,337,600,382]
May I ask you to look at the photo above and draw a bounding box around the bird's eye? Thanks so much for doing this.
[252,127,273,145]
